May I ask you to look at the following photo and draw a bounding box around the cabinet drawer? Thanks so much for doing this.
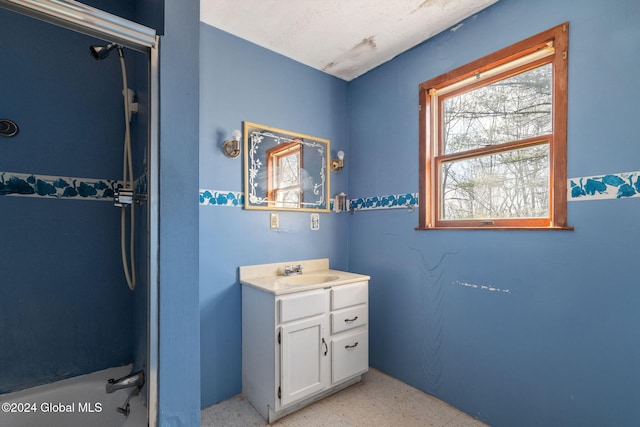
[331,330,368,384]
[331,305,368,334]
[278,289,327,324]
[331,281,368,310]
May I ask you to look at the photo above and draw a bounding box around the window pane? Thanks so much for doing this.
[443,63,552,154]
[441,144,549,220]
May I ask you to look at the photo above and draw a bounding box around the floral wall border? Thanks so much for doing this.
[6,169,634,205]
[0,171,123,201]
[568,170,640,201]
[0,171,148,202]
[201,170,640,210]
[198,189,417,211]
[199,189,244,207]
[349,193,418,211]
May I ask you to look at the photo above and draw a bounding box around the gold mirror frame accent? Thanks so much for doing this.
[243,121,330,212]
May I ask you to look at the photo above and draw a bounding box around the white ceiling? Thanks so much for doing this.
[200,0,499,81]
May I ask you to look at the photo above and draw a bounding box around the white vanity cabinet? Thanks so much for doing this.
[241,279,369,423]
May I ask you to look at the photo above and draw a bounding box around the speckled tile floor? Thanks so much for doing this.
[201,368,489,427]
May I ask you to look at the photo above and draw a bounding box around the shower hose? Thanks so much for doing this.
[118,50,136,291]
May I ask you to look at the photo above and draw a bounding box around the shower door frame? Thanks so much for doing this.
[0,1,160,426]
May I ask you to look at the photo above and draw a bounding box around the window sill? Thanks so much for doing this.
[415,225,574,231]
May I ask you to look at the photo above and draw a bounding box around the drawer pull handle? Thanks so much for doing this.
[322,338,328,356]
[344,316,359,323]
[345,342,359,349]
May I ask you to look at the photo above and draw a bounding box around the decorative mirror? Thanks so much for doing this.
[243,122,330,212]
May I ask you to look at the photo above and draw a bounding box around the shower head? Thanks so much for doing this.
[89,43,122,60]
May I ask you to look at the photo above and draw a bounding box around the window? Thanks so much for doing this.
[418,23,571,229]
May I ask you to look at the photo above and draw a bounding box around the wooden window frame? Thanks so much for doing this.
[418,22,572,230]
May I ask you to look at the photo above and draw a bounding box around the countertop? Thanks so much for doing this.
[240,269,370,295]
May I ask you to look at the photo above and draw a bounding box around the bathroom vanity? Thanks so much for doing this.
[240,259,370,423]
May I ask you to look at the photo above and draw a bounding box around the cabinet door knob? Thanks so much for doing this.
[345,342,359,349]
[344,316,358,322]
[322,338,328,356]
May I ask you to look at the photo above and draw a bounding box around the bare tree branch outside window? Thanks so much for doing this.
[440,64,552,220]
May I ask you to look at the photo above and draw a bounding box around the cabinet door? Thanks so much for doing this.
[279,315,329,407]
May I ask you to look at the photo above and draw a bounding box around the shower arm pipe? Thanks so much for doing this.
[0,0,155,52]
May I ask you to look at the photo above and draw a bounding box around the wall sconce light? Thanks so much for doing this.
[331,150,345,172]
[222,129,242,158]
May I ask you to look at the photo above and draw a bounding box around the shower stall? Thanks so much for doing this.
[0,1,159,425]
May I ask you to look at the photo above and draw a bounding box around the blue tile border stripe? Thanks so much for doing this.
[349,193,418,211]
[199,189,244,207]
[4,169,632,205]
[201,170,640,210]
[568,171,640,201]
[0,171,124,201]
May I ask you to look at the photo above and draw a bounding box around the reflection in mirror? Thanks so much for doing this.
[267,140,302,208]
[244,122,330,211]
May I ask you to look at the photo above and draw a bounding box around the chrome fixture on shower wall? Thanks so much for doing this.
[90,42,120,60]
[107,370,145,417]
[0,119,19,137]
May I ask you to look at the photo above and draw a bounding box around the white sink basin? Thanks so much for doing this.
[276,274,340,286]
[239,259,370,294]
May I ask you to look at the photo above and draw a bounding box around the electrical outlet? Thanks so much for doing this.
[310,213,320,231]
[270,212,279,229]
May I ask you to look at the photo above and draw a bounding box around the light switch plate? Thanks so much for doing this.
[310,213,320,230]
[270,212,279,229]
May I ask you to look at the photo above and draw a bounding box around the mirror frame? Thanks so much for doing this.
[243,121,330,212]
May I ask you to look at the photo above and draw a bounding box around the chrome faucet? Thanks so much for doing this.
[106,370,144,393]
[283,264,303,276]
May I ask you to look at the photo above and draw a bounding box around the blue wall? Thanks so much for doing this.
[196,0,639,425]
[348,0,640,426]
[157,0,201,425]
[0,3,148,393]
[199,24,349,407]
